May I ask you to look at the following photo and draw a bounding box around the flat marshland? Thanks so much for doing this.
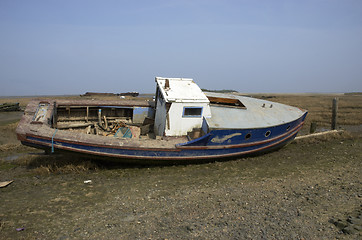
[0,93,361,239]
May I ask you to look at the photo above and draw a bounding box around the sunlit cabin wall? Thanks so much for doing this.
[154,77,212,137]
[164,102,211,136]
[153,90,212,137]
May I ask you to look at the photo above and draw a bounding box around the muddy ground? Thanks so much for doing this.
[1,135,361,240]
[1,99,362,239]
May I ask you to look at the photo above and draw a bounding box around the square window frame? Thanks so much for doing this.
[182,106,203,118]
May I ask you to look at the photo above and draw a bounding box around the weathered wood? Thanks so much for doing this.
[0,180,13,188]
[55,99,151,108]
[57,116,130,121]
[94,125,99,135]
[57,123,93,129]
[295,130,343,140]
[52,102,57,128]
[97,123,107,131]
[331,98,338,130]
[140,124,152,135]
[103,116,108,129]
[0,103,20,111]
[86,106,89,122]
[310,122,317,134]
[98,109,102,126]
[86,125,92,134]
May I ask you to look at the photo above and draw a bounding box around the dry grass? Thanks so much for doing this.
[0,143,23,152]
[0,97,34,109]
[0,219,5,231]
[0,114,99,175]
[0,122,18,131]
[11,153,99,175]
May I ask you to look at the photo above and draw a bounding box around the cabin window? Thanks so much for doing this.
[183,107,203,118]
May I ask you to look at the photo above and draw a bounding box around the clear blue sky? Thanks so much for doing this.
[1,0,361,96]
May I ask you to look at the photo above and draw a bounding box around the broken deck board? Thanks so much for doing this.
[0,180,14,188]
[57,123,94,129]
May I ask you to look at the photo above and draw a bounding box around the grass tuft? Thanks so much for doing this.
[14,154,99,175]
[0,143,23,152]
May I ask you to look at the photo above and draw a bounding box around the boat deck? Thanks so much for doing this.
[16,99,188,149]
[205,92,306,129]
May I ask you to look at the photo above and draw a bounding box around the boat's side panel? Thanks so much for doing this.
[179,112,307,147]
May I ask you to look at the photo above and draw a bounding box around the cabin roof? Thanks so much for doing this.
[155,77,209,103]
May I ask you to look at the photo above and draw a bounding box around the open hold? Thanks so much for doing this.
[208,96,246,109]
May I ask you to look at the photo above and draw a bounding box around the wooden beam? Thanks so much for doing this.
[103,116,108,129]
[57,123,93,129]
[295,130,343,140]
[98,109,102,126]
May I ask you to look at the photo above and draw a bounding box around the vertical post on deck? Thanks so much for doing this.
[86,106,89,122]
[98,109,102,126]
[331,98,338,130]
[52,102,57,128]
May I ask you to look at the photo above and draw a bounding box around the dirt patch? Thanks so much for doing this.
[0,137,361,239]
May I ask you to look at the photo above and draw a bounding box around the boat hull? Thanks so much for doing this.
[18,113,306,163]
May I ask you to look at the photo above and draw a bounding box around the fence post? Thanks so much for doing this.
[331,98,338,130]
[310,122,317,133]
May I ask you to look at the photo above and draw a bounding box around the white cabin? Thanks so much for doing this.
[154,77,211,136]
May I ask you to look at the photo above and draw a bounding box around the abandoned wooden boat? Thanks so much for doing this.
[0,102,21,112]
[16,77,308,163]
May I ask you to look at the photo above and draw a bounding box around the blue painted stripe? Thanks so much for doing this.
[25,124,301,160]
